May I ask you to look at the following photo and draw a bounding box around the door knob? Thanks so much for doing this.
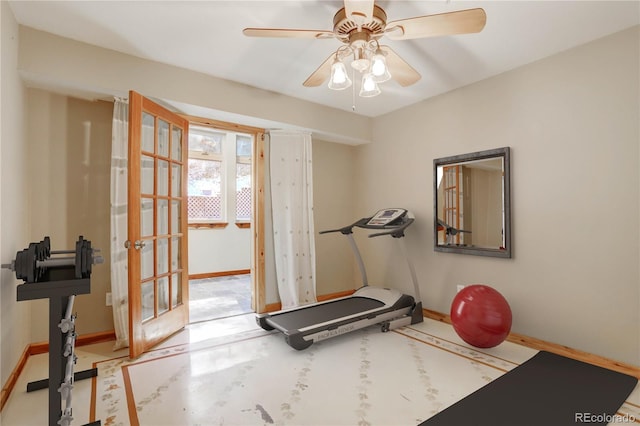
[124,240,146,250]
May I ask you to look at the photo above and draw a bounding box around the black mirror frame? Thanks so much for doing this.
[433,147,512,258]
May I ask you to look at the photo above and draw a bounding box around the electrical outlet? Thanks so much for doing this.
[456,285,465,293]
[106,292,112,306]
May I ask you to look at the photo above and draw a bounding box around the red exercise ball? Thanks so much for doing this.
[450,284,512,348]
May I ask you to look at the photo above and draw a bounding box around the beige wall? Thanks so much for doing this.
[18,26,372,146]
[312,139,357,295]
[355,26,640,365]
[26,90,114,342]
[1,1,31,390]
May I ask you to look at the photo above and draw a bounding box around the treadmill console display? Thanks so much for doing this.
[366,208,408,227]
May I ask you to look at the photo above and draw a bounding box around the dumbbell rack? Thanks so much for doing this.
[5,237,102,426]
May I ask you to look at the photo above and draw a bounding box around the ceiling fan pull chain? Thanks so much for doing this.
[351,68,356,111]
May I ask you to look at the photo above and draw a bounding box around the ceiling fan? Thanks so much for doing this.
[243,0,486,97]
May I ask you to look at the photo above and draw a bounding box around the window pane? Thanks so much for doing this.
[189,125,223,155]
[236,163,251,221]
[236,135,252,157]
[188,158,222,220]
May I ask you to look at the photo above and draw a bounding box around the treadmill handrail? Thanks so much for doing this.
[318,226,353,235]
[318,218,364,235]
[319,215,413,237]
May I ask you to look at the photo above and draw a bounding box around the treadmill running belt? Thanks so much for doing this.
[420,350,638,426]
[267,297,384,331]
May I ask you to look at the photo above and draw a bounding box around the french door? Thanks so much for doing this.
[127,91,189,359]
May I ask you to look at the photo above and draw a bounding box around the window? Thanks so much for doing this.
[236,135,252,222]
[187,124,253,226]
[187,125,225,223]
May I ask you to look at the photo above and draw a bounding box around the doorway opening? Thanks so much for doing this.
[183,115,266,324]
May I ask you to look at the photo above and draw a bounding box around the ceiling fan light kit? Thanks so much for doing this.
[243,1,486,100]
[327,39,390,97]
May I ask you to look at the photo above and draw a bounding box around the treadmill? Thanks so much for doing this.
[257,208,423,350]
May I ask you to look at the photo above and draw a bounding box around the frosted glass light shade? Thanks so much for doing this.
[371,51,391,83]
[359,73,381,97]
[328,60,352,90]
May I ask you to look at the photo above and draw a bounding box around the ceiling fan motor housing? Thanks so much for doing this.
[333,5,387,41]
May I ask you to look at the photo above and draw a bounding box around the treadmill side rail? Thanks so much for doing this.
[286,307,409,350]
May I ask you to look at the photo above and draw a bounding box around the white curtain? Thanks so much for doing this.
[269,131,317,309]
[110,98,129,350]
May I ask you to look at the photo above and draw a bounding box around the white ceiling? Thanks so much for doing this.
[8,1,640,118]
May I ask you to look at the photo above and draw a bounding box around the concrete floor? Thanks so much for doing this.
[188,274,252,323]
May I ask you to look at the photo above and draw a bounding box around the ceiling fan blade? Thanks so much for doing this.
[303,54,335,87]
[385,8,486,40]
[380,46,421,87]
[243,28,334,39]
[344,0,374,24]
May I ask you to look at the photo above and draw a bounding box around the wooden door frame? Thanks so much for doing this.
[180,114,266,314]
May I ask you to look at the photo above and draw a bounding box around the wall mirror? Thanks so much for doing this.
[434,147,511,258]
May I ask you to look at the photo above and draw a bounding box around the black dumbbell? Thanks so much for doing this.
[3,236,103,283]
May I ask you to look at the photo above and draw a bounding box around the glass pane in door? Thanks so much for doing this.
[171,272,181,308]
[171,236,181,270]
[158,160,169,196]
[158,119,169,157]
[141,280,154,321]
[141,156,155,195]
[142,113,155,153]
[141,198,154,237]
[140,243,154,280]
[158,276,169,314]
[157,199,168,235]
[171,128,182,160]
[171,201,181,233]
[157,238,169,275]
[171,164,181,196]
